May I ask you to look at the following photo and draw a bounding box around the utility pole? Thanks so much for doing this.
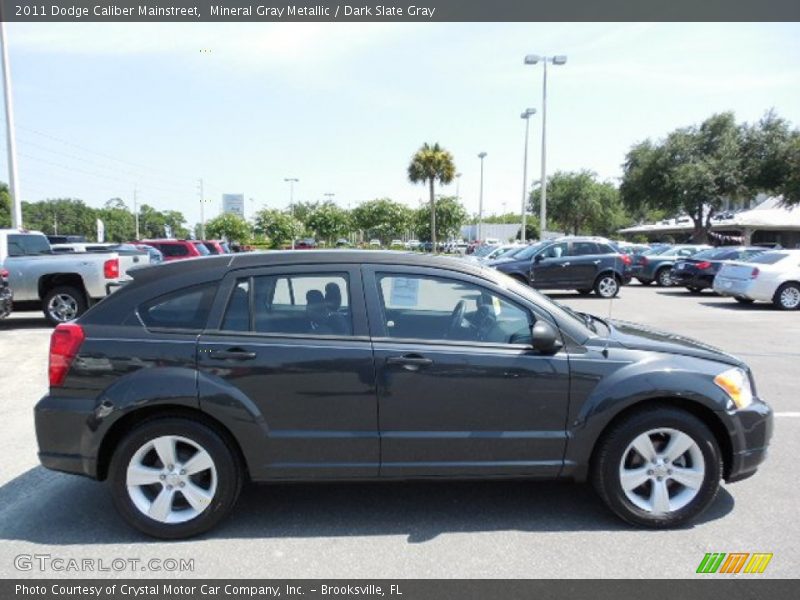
[284,177,298,249]
[520,108,536,243]
[198,178,205,240]
[477,152,487,242]
[133,187,140,239]
[0,20,22,228]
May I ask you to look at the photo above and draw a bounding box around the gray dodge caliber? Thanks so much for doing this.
[35,251,773,538]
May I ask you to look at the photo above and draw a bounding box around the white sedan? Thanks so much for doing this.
[713,249,800,310]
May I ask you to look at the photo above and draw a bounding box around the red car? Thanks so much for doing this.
[137,239,210,261]
[201,240,231,255]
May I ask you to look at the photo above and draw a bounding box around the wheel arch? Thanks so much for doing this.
[38,273,88,300]
[96,404,250,482]
[585,397,733,482]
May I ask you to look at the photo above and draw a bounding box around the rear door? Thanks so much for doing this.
[363,265,571,478]
[197,264,378,479]
[567,241,602,286]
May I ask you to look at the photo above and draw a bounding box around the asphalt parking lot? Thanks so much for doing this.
[0,284,797,579]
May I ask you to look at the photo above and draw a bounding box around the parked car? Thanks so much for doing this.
[335,239,352,248]
[202,240,230,255]
[138,239,210,261]
[0,266,12,319]
[466,244,523,263]
[35,250,772,538]
[51,242,152,277]
[631,245,709,287]
[671,247,766,293]
[404,239,421,250]
[489,237,632,298]
[612,242,650,257]
[713,249,800,310]
[47,235,86,244]
[390,239,404,248]
[369,239,382,248]
[0,229,127,325]
[134,244,164,264]
[294,238,317,250]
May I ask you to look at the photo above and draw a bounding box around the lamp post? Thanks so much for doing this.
[0,20,22,228]
[520,108,536,243]
[455,172,462,202]
[477,152,487,242]
[284,177,299,249]
[524,54,566,238]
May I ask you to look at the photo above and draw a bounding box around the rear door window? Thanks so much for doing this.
[572,242,598,256]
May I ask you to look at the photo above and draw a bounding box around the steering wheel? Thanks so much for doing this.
[447,300,467,338]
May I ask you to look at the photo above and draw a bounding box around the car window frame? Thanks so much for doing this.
[205,264,369,340]
[361,264,560,350]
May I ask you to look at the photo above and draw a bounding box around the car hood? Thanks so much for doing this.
[608,318,743,367]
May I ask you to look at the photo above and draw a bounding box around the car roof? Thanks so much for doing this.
[129,250,493,284]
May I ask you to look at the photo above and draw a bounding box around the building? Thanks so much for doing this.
[460,223,521,242]
[222,194,245,218]
[619,196,800,248]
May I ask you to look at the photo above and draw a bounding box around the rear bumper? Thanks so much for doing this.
[713,277,773,301]
[720,400,773,483]
[671,271,713,288]
[35,393,99,479]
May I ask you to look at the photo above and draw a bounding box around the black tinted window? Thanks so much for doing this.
[140,283,217,330]
[572,242,598,256]
[158,243,189,257]
[220,273,353,336]
[7,234,51,256]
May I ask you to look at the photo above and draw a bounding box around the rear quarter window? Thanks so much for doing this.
[139,283,217,331]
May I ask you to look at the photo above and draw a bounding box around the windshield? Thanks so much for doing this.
[513,241,548,261]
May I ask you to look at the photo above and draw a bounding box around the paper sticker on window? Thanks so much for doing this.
[492,295,502,316]
[389,277,419,307]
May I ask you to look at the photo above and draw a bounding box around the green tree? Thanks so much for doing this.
[407,142,457,251]
[253,208,302,249]
[0,183,11,228]
[96,199,135,242]
[287,200,319,232]
[22,198,97,239]
[530,170,619,236]
[413,196,468,242]
[306,201,350,244]
[351,198,414,244]
[138,204,168,239]
[205,212,251,243]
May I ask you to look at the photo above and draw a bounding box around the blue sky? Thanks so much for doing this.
[2,22,799,227]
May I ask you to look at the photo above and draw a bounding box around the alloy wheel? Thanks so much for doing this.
[47,294,79,322]
[779,285,800,309]
[126,435,218,524]
[618,428,705,515]
[597,276,619,298]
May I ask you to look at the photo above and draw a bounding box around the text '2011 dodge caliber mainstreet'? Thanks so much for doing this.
[35,251,772,538]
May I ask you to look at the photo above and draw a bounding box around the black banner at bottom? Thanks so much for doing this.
[3,580,798,600]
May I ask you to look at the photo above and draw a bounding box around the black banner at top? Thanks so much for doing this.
[1,0,799,22]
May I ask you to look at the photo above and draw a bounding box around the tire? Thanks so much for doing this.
[734,296,754,304]
[591,406,722,528]
[42,286,87,325]
[686,286,703,294]
[109,417,243,539]
[655,267,674,287]
[577,288,592,296]
[594,274,620,298]
[773,282,800,310]
[637,278,652,286]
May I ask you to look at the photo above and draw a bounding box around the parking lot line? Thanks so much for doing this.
[774,412,800,418]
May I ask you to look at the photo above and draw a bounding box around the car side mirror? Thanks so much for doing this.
[530,321,562,354]
[533,254,543,263]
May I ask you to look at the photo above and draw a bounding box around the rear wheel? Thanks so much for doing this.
[42,286,87,325]
[109,417,242,539]
[594,274,619,298]
[592,407,721,528]
[656,267,674,287]
[773,282,800,310]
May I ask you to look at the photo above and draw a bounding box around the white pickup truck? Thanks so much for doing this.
[0,229,132,324]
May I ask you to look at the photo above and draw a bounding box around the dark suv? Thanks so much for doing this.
[488,237,631,297]
[35,251,772,538]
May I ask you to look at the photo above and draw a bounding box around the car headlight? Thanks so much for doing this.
[714,367,753,410]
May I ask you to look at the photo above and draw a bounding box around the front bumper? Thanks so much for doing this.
[720,400,773,483]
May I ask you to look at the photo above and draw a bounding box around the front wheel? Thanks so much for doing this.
[656,268,674,287]
[773,282,800,310]
[594,274,620,298]
[109,417,242,539]
[42,286,87,325]
[592,407,722,528]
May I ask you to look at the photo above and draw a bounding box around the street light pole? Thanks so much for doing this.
[455,172,462,202]
[477,152,487,242]
[520,108,536,243]
[0,20,22,228]
[284,177,299,249]
[524,54,567,239]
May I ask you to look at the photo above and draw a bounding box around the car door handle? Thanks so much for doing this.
[593,259,601,264]
[208,349,257,361]
[386,354,433,370]
[560,262,570,267]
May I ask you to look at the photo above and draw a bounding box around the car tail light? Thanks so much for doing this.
[750,267,760,279]
[695,261,712,270]
[620,254,632,266]
[103,258,119,279]
[0,268,8,278]
[49,323,85,387]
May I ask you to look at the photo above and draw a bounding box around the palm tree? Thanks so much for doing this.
[407,143,456,252]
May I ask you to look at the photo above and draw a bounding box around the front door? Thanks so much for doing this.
[363,266,571,478]
[197,265,378,480]
[530,241,570,288]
